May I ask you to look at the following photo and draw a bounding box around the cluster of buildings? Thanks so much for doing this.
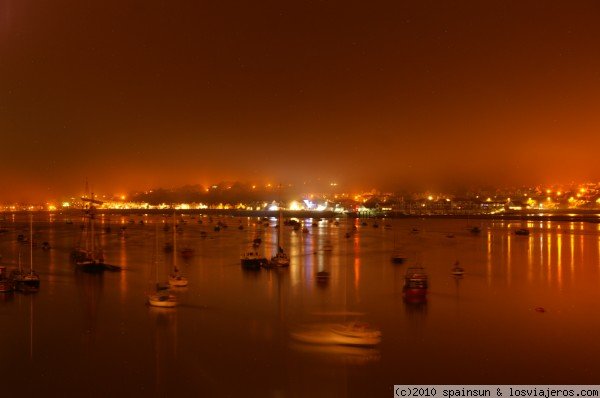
[2,183,600,215]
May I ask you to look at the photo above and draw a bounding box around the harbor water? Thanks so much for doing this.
[0,214,599,397]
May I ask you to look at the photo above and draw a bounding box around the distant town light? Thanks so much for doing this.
[62,202,71,208]
[288,201,302,211]
[316,203,327,211]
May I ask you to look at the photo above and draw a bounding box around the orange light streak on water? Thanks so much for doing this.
[557,231,562,288]
[547,231,552,285]
[507,233,511,285]
[486,230,492,286]
[570,228,576,280]
[120,233,128,297]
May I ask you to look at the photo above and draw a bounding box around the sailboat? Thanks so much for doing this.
[22,214,40,291]
[168,212,188,287]
[148,225,177,307]
[269,199,290,267]
[451,260,465,276]
[72,192,120,272]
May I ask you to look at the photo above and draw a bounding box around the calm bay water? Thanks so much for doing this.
[1,214,599,397]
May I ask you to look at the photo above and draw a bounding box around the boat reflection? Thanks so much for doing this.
[290,342,380,365]
[403,294,427,306]
[76,270,103,345]
[149,304,178,397]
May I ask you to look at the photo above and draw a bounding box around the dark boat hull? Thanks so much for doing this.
[241,258,267,269]
[76,261,121,272]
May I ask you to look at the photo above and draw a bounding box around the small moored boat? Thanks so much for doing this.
[403,265,428,296]
[451,261,464,276]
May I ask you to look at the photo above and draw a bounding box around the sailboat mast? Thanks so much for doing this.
[90,193,95,256]
[155,223,159,285]
[278,208,282,249]
[84,180,90,252]
[29,214,33,272]
[278,184,282,250]
[173,209,177,273]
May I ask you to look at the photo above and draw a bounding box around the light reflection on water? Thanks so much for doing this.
[0,215,599,396]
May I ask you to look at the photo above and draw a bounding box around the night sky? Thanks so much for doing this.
[1,1,599,202]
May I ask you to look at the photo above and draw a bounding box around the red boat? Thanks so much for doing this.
[403,265,428,296]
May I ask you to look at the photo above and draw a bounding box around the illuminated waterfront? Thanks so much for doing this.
[0,215,599,396]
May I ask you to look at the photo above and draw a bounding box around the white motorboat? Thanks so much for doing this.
[291,322,381,347]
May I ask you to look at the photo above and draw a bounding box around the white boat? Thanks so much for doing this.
[269,250,290,267]
[451,261,464,276]
[148,291,177,308]
[291,322,381,347]
[168,274,188,287]
[330,322,382,340]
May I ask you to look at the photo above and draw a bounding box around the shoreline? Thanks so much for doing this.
[2,208,599,223]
